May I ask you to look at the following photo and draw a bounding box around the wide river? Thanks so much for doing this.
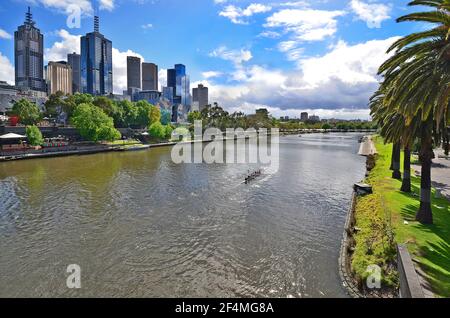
[0,133,366,297]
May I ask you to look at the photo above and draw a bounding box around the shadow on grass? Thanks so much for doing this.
[417,241,450,297]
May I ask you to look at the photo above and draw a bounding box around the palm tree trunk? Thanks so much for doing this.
[390,143,395,170]
[392,143,402,180]
[401,144,411,193]
[416,118,434,224]
[444,129,449,157]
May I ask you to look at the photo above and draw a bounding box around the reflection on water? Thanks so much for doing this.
[0,133,366,297]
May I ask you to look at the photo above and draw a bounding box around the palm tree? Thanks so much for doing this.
[375,0,450,224]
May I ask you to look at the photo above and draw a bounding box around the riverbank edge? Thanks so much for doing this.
[338,191,365,298]
[338,135,396,298]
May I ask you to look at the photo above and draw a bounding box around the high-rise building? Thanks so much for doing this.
[80,16,113,95]
[167,69,176,93]
[45,61,73,95]
[193,84,208,111]
[177,74,190,107]
[67,52,81,93]
[300,112,309,122]
[127,56,141,91]
[142,62,158,91]
[14,7,46,92]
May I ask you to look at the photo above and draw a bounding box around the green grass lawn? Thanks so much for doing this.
[352,136,450,297]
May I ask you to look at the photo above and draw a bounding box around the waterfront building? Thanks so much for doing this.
[67,53,81,93]
[45,61,73,95]
[300,112,309,122]
[80,16,113,95]
[127,56,141,91]
[192,84,208,112]
[14,7,46,93]
[309,115,320,122]
[142,62,158,91]
[167,64,191,122]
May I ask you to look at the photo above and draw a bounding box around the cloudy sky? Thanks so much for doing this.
[0,0,426,119]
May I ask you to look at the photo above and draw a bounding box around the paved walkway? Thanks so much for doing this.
[412,148,450,200]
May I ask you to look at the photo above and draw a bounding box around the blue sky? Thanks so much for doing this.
[0,0,426,119]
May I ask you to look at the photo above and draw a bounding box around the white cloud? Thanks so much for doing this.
[141,23,153,29]
[99,0,115,11]
[0,28,12,40]
[112,49,144,94]
[202,71,223,79]
[299,37,399,87]
[350,0,391,28]
[209,46,253,65]
[219,3,272,24]
[31,0,93,15]
[45,29,81,62]
[258,30,281,38]
[158,68,167,91]
[200,37,399,119]
[0,51,14,85]
[265,9,346,41]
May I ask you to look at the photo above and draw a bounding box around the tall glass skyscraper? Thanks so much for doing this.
[80,16,113,95]
[14,7,46,92]
[67,52,81,93]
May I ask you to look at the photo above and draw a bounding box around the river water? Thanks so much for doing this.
[0,133,366,297]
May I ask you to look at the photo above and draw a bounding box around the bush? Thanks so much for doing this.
[26,125,44,146]
[148,122,166,139]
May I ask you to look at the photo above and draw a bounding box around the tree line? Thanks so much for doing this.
[370,0,450,225]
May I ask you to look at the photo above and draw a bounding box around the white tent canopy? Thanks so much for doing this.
[0,133,27,139]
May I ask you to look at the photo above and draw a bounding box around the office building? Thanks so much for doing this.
[300,112,309,122]
[135,90,161,105]
[127,56,141,91]
[142,62,158,91]
[45,61,73,95]
[167,69,176,93]
[14,7,46,92]
[67,53,81,93]
[80,16,113,95]
[192,84,208,111]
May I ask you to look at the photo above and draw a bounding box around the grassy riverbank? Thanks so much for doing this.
[352,136,450,297]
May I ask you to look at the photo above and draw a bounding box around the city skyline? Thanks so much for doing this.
[0,0,421,119]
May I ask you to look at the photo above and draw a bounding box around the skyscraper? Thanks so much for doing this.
[14,7,46,92]
[193,84,209,111]
[142,62,158,91]
[167,69,176,94]
[127,56,141,92]
[45,61,72,95]
[67,52,81,93]
[80,16,113,95]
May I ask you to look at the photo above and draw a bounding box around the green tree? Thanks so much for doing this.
[93,96,117,118]
[374,0,450,224]
[26,125,44,146]
[71,103,121,142]
[149,105,161,125]
[44,91,66,118]
[148,121,166,139]
[188,111,202,124]
[135,100,152,128]
[322,123,332,130]
[11,99,41,125]
[165,125,174,140]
